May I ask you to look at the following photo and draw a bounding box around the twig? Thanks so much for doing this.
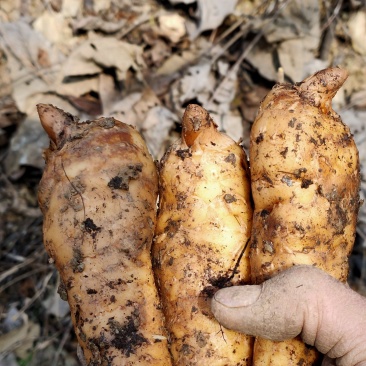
[211,16,247,46]
[147,0,271,94]
[228,237,251,282]
[321,0,343,32]
[0,257,36,283]
[208,0,292,104]
[207,30,264,104]
[210,22,253,65]
[207,0,270,63]
[0,266,49,294]
[118,10,165,39]
[277,67,285,83]
[12,271,53,321]
[319,0,343,60]
[52,320,73,366]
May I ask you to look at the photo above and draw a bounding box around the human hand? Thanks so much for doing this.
[211,265,366,366]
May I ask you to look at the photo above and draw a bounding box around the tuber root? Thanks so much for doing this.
[37,104,172,366]
[153,104,253,365]
[249,67,360,365]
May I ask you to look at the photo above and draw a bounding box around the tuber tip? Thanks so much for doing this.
[182,104,215,147]
[297,67,348,113]
[37,104,74,148]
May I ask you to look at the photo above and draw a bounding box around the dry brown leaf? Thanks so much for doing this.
[341,52,366,97]
[235,0,262,16]
[208,105,244,143]
[0,20,64,114]
[108,92,142,127]
[132,88,159,121]
[156,50,197,76]
[211,60,237,104]
[0,0,21,21]
[4,96,78,178]
[56,75,99,99]
[4,115,50,178]
[186,0,237,38]
[62,37,145,80]
[348,10,366,55]
[196,0,237,33]
[92,0,112,13]
[264,0,320,45]
[64,94,102,116]
[0,0,44,21]
[33,10,73,46]
[157,13,186,43]
[61,0,83,18]
[171,60,215,106]
[0,353,18,366]
[149,39,171,66]
[107,88,161,129]
[246,0,321,82]
[72,16,127,34]
[351,89,366,109]
[98,73,121,116]
[245,42,278,82]
[49,0,62,12]
[0,310,40,360]
[278,39,316,82]
[237,82,270,124]
[141,106,179,158]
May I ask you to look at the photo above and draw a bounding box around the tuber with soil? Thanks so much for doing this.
[249,67,360,364]
[153,104,253,365]
[37,104,172,366]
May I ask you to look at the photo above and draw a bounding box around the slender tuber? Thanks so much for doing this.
[153,104,253,365]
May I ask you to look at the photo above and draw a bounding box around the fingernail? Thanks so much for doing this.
[213,285,262,308]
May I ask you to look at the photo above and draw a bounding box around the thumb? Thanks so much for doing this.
[211,266,366,365]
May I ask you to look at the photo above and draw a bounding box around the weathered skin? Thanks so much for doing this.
[249,68,360,364]
[211,266,366,366]
[153,104,253,365]
[37,104,172,366]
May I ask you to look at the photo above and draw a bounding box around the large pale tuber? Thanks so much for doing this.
[37,104,172,366]
[249,67,360,364]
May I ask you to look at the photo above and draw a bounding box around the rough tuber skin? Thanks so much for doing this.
[153,104,253,365]
[249,67,360,364]
[37,104,172,366]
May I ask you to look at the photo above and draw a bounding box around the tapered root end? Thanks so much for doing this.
[297,67,348,113]
[37,104,74,148]
[182,104,216,147]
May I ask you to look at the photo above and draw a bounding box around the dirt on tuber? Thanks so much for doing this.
[249,67,361,365]
[37,104,172,366]
[153,104,253,365]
